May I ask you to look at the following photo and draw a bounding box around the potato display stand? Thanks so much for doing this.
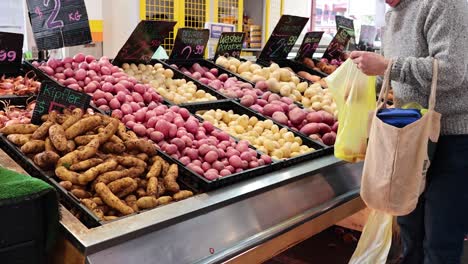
[2,146,364,264]
[0,65,365,264]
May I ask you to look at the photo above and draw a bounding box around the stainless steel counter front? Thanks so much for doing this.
[56,155,363,264]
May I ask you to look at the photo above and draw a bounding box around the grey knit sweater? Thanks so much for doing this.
[383,0,468,135]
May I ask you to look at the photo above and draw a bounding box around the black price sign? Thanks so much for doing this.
[170,28,209,60]
[358,25,377,51]
[259,15,309,59]
[113,20,176,64]
[26,0,92,50]
[322,28,351,61]
[295,31,323,61]
[0,32,24,73]
[214,32,245,60]
[335,15,355,38]
[32,81,91,124]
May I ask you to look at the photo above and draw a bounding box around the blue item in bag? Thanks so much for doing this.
[377,108,422,128]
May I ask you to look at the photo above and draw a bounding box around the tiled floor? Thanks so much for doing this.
[265,227,468,264]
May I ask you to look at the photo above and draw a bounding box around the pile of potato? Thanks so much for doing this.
[301,83,337,118]
[215,56,337,116]
[0,109,193,221]
[170,63,266,99]
[198,109,315,160]
[122,63,217,104]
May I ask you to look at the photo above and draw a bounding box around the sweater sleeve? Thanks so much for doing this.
[390,0,468,93]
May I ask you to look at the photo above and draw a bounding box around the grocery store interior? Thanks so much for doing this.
[0,0,467,263]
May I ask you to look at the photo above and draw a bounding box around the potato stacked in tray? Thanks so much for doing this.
[0,109,193,221]
[198,109,315,160]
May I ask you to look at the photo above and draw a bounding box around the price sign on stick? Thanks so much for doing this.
[0,32,23,73]
[214,32,245,60]
[26,0,92,50]
[113,20,176,65]
[295,31,323,61]
[335,15,355,37]
[322,28,351,61]
[259,15,309,59]
[170,28,209,60]
[32,81,91,124]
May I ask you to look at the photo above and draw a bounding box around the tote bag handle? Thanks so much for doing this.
[377,59,439,110]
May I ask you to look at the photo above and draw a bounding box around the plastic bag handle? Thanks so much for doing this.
[377,59,438,110]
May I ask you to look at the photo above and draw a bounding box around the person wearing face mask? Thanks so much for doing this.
[350,0,468,263]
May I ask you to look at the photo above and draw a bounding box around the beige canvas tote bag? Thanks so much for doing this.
[361,59,441,216]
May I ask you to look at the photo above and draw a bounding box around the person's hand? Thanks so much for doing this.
[349,51,390,76]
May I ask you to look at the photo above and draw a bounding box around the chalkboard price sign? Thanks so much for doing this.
[32,81,91,124]
[0,32,24,73]
[335,16,355,38]
[26,0,92,50]
[259,15,309,59]
[322,28,351,61]
[214,32,245,60]
[113,20,176,64]
[170,28,209,60]
[295,31,323,61]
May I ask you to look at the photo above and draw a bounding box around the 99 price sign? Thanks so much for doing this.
[0,32,23,73]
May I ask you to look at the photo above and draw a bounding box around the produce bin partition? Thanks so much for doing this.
[183,100,332,168]
[111,58,228,107]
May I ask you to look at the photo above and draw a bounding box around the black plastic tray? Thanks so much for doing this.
[164,58,259,100]
[0,61,58,100]
[0,117,199,228]
[0,133,102,228]
[111,58,228,106]
[166,58,255,86]
[183,100,332,168]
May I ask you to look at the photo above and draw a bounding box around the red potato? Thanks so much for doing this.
[263,104,284,116]
[272,112,288,125]
[322,132,336,146]
[300,123,320,135]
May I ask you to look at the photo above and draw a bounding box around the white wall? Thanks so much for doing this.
[84,0,103,20]
[102,0,140,58]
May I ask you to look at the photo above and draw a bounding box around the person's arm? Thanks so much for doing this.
[390,0,468,93]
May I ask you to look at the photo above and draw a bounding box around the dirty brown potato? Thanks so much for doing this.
[20,140,45,154]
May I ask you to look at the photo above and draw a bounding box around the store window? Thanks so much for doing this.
[216,0,241,30]
[145,0,208,53]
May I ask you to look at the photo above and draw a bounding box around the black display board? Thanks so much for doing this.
[259,15,309,59]
[214,32,245,60]
[322,28,351,61]
[26,0,92,50]
[32,81,91,124]
[113,20,176,64]
[169,28,209,60]
[294,31,323,61]
[0,32,24,73]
